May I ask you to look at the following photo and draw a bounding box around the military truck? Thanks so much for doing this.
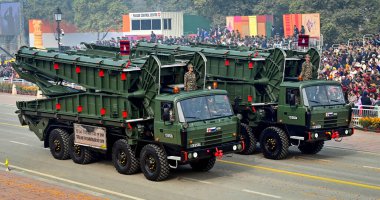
[130,42,354,160]
[12,46,244,181]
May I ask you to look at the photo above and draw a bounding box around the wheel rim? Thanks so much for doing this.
[117,150,127,166]
[53,139,61,153]
[144,154,156,173]
[265,137,277,153]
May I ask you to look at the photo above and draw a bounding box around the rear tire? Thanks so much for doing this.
[69,134,95,164]
[48,128,70,160]
[140,144,170,181]
[112,139,140,175]
[260,126,289,160]
[238,123,257,154]
[190,157,216,172]
[298,141,324,154]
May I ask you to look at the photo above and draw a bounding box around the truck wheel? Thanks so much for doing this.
[48,128,70,160]
[260,127,289,160]
[239,123,257,154]
[140,144,170,181]
[69,134,95,164]
[190,157,216,172]
[112,139,140,175]
[298,141,324,154]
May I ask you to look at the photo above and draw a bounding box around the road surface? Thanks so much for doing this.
[0,94,379,199]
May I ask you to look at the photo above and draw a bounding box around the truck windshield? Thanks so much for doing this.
[177,95,233,122]
[302,85,346,107]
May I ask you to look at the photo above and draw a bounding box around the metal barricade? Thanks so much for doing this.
[351,105,380,128]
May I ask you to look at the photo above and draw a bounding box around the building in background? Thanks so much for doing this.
[283,13,320,38]
[28,11,211,49]
[122,11,211,38]
[28,19,124,49]
[226,15,274,38]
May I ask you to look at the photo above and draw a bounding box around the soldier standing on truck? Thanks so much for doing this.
[184,63,197,91]
[299,54,314,81]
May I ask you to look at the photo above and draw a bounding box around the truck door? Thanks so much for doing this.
[154,101,181,145]
[277,88,306,126]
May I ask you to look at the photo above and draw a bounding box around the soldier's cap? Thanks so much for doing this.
[187,64,194,68]
[305,54,311,58]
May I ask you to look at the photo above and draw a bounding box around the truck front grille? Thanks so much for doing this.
[204,131,223,146]
[324,116,338,128]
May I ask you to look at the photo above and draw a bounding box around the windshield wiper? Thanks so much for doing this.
[185,116,201,120]
[329,99,340,102]
[309,100,320,103]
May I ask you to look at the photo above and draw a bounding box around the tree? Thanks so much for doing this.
[21,0,74,23]
[73,0,128,40]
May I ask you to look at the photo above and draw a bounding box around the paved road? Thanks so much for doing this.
[0,94,379,200]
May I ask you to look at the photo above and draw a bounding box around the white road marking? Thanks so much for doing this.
[297,156,331,162]
[0,162,145,200]
[182,177,212,184]
[10,141,29,146]
[242,189,282,199]
[325,146,380,156]
[363,166,380,170]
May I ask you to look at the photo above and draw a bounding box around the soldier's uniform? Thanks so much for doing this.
[184,71,197,91]
[300,62,313,81]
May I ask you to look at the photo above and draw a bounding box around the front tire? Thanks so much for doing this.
[48,128,70,160]
[69,134,95,164]
[140,144,170,181]
[260,126,289,160]
[298,141,324,154]
[112,139,140,175]
[190,157,216,172]
[239,123,257,154]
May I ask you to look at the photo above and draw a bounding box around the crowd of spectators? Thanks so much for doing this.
[0,54,13,78]
[318,33,380,107]
[95,25,299,49]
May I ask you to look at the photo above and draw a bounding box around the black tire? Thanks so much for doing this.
[69,134,95,164]
[48,128,70,160]
[112,139,140,175]
[260,126,289,160]
[239,123,257,154]
[190,157,216,172]
[298,141,324,154]
[140,144,170,181]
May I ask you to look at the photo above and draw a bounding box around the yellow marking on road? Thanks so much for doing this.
[218,160,380,191]
[0,122,25,128]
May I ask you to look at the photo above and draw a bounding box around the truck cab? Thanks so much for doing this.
[277,80,354,143]
[154,89,243,163]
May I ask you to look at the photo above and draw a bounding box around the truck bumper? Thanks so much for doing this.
[180,140,244,162]
[307,127,354,141]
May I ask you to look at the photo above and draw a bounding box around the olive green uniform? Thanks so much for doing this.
[300,62,313,81]
[184,71,197,91]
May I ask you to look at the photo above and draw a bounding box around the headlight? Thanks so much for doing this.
[312,125,322,129]
[345,130,349,135]
[233,145,237,151]
[237,114,243,120]
[193,152,198,158]
[188,153,193,159]
[314,133,319,138]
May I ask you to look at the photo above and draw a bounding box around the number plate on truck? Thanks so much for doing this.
[74,123,107,150]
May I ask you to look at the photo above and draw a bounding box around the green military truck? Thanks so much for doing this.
[131,43,354,160]
[12,46,244,181]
